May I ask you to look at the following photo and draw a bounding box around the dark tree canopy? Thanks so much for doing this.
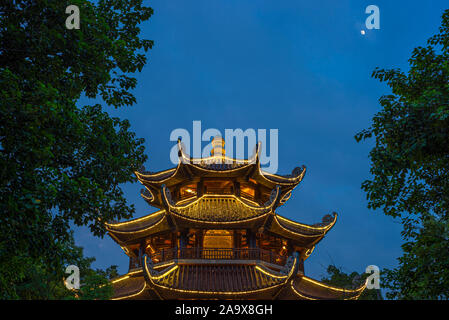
[356,9,449,299]
[0,0,152,298]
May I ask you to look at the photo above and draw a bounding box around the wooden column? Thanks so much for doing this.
[197,179,204,197]
[248,229,256,248]
[298,252,305,273]
[234,181,240,197]
[233,230,240,249]
[179,230,188,248]
[255,186,261,202]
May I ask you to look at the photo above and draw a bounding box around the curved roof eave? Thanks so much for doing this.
[256,165,307,188]
[105,210,171,244]
[275,212,337,234]
[110,271,148,300]
[289,275,366,300]
[135,166,180,183]
[105,209,166,233]
[267,212,337,246]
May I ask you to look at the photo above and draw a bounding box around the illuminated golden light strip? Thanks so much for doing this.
[108,232,123,245]
[280,191,292,204]
[290,282,317,300]
[287,257,298,278]
[135,167,178,179]
[305,246,315,257]
[272,216,326,238]
[290,278,366,300]
[260,163,306,182]
[144,257,179,281]
[176,197,198,205]
[276,175,304,201]
[136,142,304,192]
[255,266,289,280]
[352,289,365,300]
[168,208,268,225]
[178,139,258,166]
[146,243,156,254]
[163,186,278,212]
[239,197,260,206]
[182,153,256,165]
[180,156,255,173]
[111,275,129,284]
[105,209,164,227]
[141,186,155,202]
[261,169,305,181]
[152,281,285,296]
[149,266,179,280]
[154,261,175,269]
[166,261,294,294]
[143,256,299,296]
[276,213,337,231]
[190,150,255,163]
[110,270,143,284]
[301,276,367,293]
[258,165,306,186]
[135,163,181,184]
[107,215,167,234]
[112,283,147,300]
[120,246,130,254]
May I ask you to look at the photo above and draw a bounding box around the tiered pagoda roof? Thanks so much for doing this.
[134,140,305,209]
[107,138,366,300]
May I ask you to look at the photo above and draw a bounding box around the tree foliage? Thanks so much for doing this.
[355,9,449,299]
[0,0,152,298]
[11,234,116,300]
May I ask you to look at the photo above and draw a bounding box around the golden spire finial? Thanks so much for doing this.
[210,136,225,159]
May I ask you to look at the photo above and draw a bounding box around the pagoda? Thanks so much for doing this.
[106,137,366,300]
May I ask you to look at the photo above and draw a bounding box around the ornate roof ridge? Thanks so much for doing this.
[161,185,280,223]
[178,139,259,164]
[165,185,280,210]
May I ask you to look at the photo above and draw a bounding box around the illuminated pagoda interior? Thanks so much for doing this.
[106,137,366,300]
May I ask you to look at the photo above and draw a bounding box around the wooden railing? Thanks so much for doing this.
[150,247,287,266]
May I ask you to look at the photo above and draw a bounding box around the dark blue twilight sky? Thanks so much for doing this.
[75,1,448,280]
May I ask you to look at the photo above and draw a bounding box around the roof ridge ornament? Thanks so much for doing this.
[161,184,175,206]
[264,185,280,207]
[177,138,189,164]
[279,166,306,179]
[140,188,154,202]
[280,251,299,276]
[142,254,179,285]
[279,190,292,205]
[138,164,155,175]
[252,141,261,165]
[314,212,337,227]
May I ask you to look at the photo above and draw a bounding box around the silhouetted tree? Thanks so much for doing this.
[356,9,449,299]
[0,0,153,298]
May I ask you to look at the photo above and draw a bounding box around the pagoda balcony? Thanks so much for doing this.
[148,247,288,266]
